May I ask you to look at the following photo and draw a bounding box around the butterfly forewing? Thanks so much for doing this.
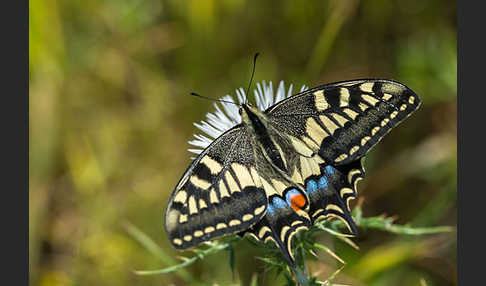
[165,127,268,249]
[266,79,421,165]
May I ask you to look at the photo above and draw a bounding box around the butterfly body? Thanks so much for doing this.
[165,79,420,266]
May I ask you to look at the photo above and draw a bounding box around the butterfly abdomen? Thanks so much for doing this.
[241,104,288,172]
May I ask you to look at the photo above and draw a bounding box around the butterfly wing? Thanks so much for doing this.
[245,195,310,267]
[165,126,268,249]
[238,122,361,266]
[265,79,421,165]
[243,153,364,266]
[304,159,365,232]
[242,79,419,265]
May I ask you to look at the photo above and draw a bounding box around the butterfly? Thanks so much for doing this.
[165,79,421,267]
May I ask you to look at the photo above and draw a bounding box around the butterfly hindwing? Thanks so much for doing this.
[243,155,365,266]
[304,159,365,234]
[246,193,310,267]
[266,79,421,165]
[165,127,268,249]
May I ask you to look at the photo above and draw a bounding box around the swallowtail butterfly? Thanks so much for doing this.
[165,79,420,266]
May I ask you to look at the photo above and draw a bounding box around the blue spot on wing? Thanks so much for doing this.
[324,165,334,175]
[285,188,300,203]
[318,176,328,190]
[306,178,328,195]
[267,204,275,215]
[267,196,288,216]
[306,180,317,194]
[272,196,288,208]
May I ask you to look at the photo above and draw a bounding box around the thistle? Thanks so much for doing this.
[188,81,308,156]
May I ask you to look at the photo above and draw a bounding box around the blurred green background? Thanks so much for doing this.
[29,0,456,285]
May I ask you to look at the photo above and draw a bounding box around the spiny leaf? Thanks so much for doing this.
[358,215,454,235]
[122,221,193,281]
[311,243,345,264]
[134,239,234,276]
[320,265,346,286]
[131,204,453,284]
[313,224,355,238]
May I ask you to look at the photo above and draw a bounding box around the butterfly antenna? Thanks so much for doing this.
[189,92,239,106]
[245,52,259,104]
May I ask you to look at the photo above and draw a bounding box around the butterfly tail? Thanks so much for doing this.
[244,195,311,267]
[306,159,365,235]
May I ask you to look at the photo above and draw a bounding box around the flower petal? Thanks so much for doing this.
[188,81,307,156]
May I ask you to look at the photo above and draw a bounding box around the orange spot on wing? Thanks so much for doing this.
[289,193,307,211]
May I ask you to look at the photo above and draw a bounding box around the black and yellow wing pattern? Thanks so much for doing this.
[266,79,421,165]
[165,79,420,266]
[165,127,268,249]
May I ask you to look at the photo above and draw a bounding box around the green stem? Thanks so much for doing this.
[134,241,231,276]
[294,266,310,286]
[295,233,310,286]
[359,216,455,235]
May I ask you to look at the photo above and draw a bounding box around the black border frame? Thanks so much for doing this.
[458,1,482,285]
[6,0,29,284]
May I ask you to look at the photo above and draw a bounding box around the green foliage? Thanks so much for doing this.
[129,205,453,285]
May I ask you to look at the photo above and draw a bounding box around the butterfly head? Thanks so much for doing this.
[239,103,267,131]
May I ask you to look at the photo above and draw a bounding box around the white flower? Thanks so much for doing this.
[188,81,308,156]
